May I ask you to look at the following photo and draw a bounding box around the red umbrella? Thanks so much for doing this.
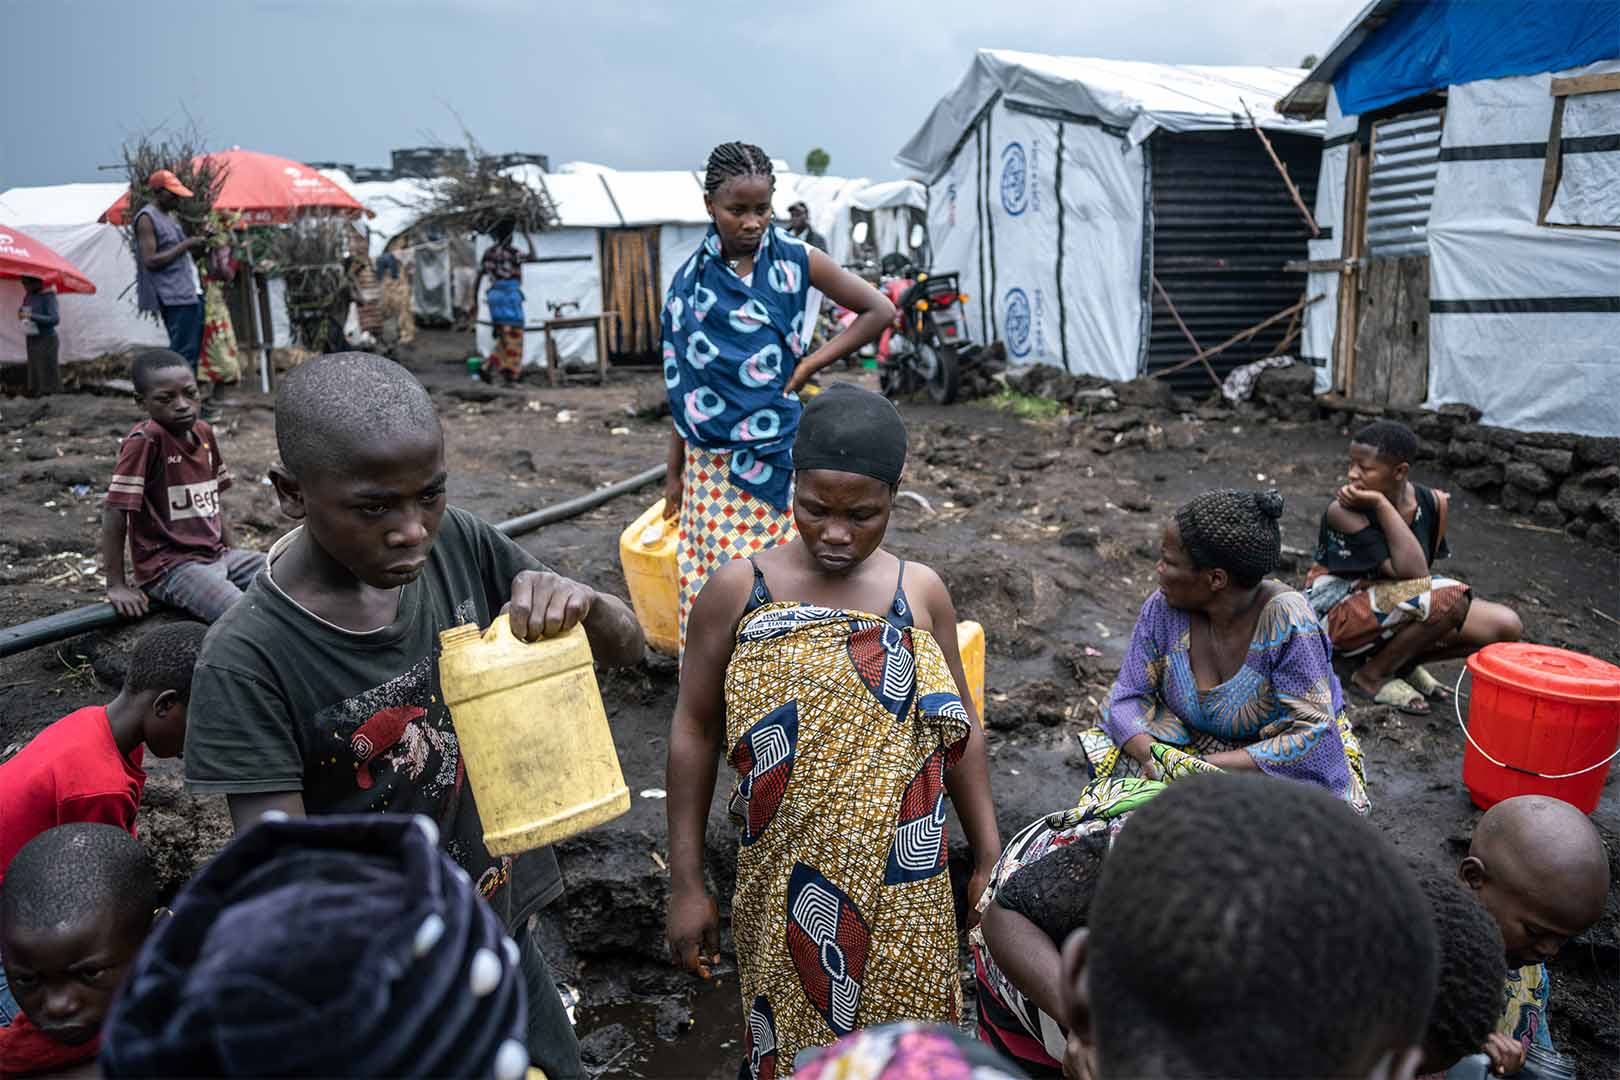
[101,149,369,226]
[0,225,96,294]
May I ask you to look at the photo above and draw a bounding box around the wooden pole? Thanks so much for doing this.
[1241,100,1319,237]
[1152,294,1323,380]
[1152,275,1224,391]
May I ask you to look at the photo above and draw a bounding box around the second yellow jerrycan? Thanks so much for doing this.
[618,499,681,656]
[438,616,630,855]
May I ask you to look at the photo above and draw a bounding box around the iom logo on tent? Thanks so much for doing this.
[1000,143,1028,216]
[1004,288,1032,357]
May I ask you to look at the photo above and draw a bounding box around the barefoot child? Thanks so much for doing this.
[102,348,266,623]
[182,352,645,1080]
[0,824,161,1077]
[1458,795,1609,1077]
[1306,420,1522,715]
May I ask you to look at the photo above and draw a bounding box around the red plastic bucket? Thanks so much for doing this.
[1460,643,1620,814]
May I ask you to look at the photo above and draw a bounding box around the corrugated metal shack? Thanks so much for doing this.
[896,52,1326,393]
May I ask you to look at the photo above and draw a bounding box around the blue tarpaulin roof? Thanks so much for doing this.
[1332,0,1620,116]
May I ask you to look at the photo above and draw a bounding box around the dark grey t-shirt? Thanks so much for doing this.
[184,506,562,926]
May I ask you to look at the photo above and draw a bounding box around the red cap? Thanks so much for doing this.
[147,169,194,198]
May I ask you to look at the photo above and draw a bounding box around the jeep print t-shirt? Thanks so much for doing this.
[183,507,564,926]
[104,418,230,585]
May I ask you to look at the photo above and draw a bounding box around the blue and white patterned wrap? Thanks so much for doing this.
[661,225,813,511]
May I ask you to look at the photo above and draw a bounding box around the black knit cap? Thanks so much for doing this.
[1174,489,1285,586]
[102,815,530,1080]
[793,384,907,486]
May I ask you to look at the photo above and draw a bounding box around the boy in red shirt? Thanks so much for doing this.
[101,349,265,623]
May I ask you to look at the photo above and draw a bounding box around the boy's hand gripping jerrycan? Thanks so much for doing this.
[439,616,631,854]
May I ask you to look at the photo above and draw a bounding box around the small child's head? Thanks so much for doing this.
[131,348,200,435]
[1348,420,1419,497]
[1460,794,1610,969]
[123,621,209,758]
[703,141,775,253]
[1059,774,1438,1080]
[271,352,445,589]
[102,814,531,1078]
[1417,875,1508,1074]
[0,823,157,1048]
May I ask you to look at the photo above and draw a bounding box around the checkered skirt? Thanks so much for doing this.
[676,446,797,656]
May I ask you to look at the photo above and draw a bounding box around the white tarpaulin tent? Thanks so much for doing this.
[0,183,168,365]
[1282,0,1620,436]
[896,51,1319,382]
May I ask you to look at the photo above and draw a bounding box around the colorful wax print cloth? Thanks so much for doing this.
[662,226,814,512]
[1081,589,1370,813]
[725,600,972,1077]
[793,1021,1030,1080]
[675,446,797,656]
[969,778,1163,1076]
[198,278,240,384]
[1499,963,1554,1051]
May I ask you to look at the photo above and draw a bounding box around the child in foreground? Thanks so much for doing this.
[0,824,159,1077]
[101,348,265,623]
[1457,795,1609,1076]
[1056,773,1439,1079]
[183,351,644,1080]
[1306,420,1521,715]
[0,621,205,890]
[101,814,534,1079]
[1414,875,1509,1077]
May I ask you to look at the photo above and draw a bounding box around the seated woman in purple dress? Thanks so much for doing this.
[1078,488,1368,813]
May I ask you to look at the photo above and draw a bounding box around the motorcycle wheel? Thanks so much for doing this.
[917,340,960,405]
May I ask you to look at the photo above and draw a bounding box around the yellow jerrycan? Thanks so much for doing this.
[618,499,681,656]
[438,616,630,854]
[957,620,986,723]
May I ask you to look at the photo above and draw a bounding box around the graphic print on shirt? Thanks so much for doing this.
[167,478,221,521]
[311,655,464,814]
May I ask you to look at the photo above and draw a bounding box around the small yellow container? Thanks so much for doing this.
[619,499,681,656]
[958,620,987,724]
[438,617,631,854]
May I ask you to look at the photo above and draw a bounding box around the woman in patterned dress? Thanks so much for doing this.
[660,142,894,658]
[1077,488,1369,811]
[665,387,999,1078]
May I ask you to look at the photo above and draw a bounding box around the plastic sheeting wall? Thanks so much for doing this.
[1425,62,1620,437]
[0,223,167,364]
[1303,90,1353,390]
[926,98,1144,380]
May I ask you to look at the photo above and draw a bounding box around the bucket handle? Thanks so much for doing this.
[1453,667,1620,780]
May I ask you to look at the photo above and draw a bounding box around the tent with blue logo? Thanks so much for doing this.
[896,51,1322,389]
[1279,0,1619,437]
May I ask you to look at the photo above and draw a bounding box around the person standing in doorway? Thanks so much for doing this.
[471,220,529,384]
[133,171,207,377]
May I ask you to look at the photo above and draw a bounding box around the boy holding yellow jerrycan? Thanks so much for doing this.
[182,353,645,1080]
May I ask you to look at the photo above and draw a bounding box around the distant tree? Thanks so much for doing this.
[1300,53,1320,70]
[805,148,830,176]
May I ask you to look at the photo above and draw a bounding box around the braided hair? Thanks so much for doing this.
[704,141,774,197]
[1174,488,1285,588]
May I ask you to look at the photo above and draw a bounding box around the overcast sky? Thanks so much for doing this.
[4,0,1363,189]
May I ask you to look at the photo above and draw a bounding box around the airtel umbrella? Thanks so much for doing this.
[0,225,96,294]
[100,149,369,226]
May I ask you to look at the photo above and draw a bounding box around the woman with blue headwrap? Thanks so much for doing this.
[660,142,894,657]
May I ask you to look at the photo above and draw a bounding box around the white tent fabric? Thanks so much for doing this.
[1300,61,1619,436]
[0,223,168,364]
[0,183,126,226]
[1424,62,1620,436]
[897,51,1316,177]
[319,170,441,258]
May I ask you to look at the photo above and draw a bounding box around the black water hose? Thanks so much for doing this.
[0,464,668,660]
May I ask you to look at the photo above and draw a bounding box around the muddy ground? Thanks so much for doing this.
[2,330,1616,1078]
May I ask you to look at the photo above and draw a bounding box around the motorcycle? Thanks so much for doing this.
[836,222,974,405]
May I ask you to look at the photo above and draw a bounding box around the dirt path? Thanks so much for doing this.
[1,331,1614,1076]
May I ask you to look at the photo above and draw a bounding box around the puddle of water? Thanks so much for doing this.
[576,978,742,1079]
